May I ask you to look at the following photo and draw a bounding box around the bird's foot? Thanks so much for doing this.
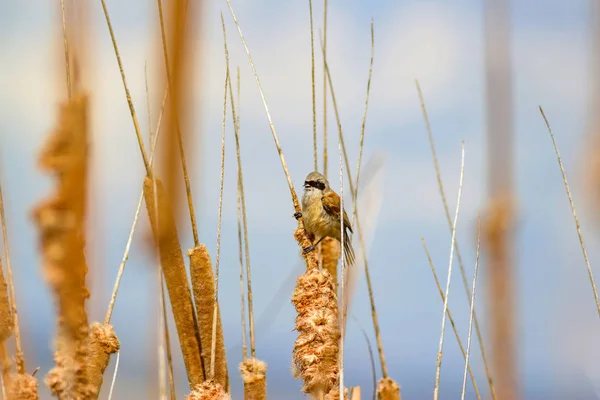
[302,245,315,254]
[293,211,302,220]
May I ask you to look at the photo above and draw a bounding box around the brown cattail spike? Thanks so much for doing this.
[320,237,339,289]
[186,380,229,400]
[34,93,93,399]
[7,373,39,400]
[377,377,401,400]
[240,358,267,400]
[292,268,339,395]
[189,245,229,391]
[143,177,204,388]
[86,323,120,397]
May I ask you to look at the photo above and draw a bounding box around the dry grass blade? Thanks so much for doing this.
[421,240,481,400]
[107,350,120,400]
[539,106,600,318]
[0,186,14,392]
[433,142,465,400]
[415,80,496,399]
[461,217,482,400]
[349,315,376,400]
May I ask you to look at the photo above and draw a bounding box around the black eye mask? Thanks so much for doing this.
[304,180,326,191]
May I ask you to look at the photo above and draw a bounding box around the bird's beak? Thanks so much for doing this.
[303,182,310,189]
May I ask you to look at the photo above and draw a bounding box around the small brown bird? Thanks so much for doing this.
[294,171,355,265]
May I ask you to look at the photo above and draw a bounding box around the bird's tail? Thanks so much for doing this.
[343,229,355,267]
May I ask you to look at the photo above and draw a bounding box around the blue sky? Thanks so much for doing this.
[1,0,600,398]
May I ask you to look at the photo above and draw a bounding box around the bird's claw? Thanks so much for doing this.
[303,245,315,254]
[293,211,302,220]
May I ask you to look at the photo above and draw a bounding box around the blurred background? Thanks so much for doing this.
[1,0,600,398]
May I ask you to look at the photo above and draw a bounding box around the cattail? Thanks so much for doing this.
[143,176,204,387]
[325,387,348,400]
[239,358,266,400]
[189,245,229,391]
[292,268,339,395]
[33,94,93,399]
[86,323,120,397]
[320,237,339,289]
[186,380,230,400]
[377,377,401,400]
[6,373,39,400]
[350,386,361,400]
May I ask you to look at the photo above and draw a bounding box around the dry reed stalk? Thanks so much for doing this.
[322,0,329,178]
[188,246,229,390]
[186,380,229,400]
[34,93,93,399]
[0,256,12,346]
[540,107,600,316]
[433,143,465,400]
[292,268,340,396]
[143,177,205,387]
[421,239,481,400]
[376,378,400,400]
[86,323,120,396]
[350,386,360,400]
[308,0,317,171]
[156,0,200,246]
[320,237,339,290]
[415,80,496,399]
[461,217,482,400]
[239,358,266,400]
[483,0,517,397]
[482,197,516,400]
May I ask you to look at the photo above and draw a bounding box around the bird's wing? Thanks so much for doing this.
[322,190,353,233]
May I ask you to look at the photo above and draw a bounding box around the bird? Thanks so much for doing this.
[293,171,355,266]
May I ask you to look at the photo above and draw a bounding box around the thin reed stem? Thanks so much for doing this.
[309,0,317,171]
[539,106,600,317]
[210,28,228,377]
[433,142,465,400]
[320,31,388,381]
[160,276,176,400]
[354,20,374,198]
[322,0,329,178]
[222,14,257,358]
[156,0,199,246]
[99,0,151,175]
[421,240,482,400]
[107,351,120,400]
[60,0,72,99]
[338,118,345,398]
[104,78,169,325]
[224,0,302,213]
[0,183,25,374]
[235,69,248,362]
[416,80,496,399]
[461,217,482,400]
